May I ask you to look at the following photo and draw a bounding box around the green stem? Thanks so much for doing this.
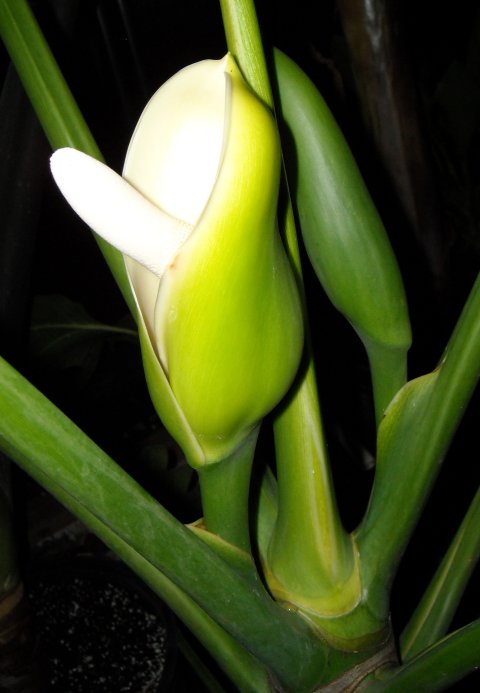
[253,465,278,564]
[273,188,353,614]
[197,429,258,552]
[219,0,273,107]
[220,0,350,608]
[268,354,356,610]
[363,620,480,693]
[432,273,480,429]
[363,338,409,427]
[0,0,135,316]
[400,484,480,661]
[357,273,480,607]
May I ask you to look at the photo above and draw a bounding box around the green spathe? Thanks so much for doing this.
[50,54,303,465]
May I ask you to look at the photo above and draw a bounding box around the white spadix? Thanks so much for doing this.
[50,148,192,277]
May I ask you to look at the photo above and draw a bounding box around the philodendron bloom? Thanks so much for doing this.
[50,54,303,465]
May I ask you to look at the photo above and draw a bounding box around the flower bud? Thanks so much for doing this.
[50,54,303,465]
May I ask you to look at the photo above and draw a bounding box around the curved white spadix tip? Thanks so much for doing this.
[50,148,192,277]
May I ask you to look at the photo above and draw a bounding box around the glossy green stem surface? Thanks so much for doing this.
[220,0,352,623]
[219,0,273,107]
[269,354,355,607]
[198,429,258,552]
[357,273,480,612]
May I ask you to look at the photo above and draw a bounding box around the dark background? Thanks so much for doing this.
[0,1,479,690]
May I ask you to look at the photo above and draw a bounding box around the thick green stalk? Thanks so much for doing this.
[267,353,357,614]
[400,484,480,661]
[197,429,259,552]
[362,620,480,693]
[219,0,273,107]
[357,273,480,612]
[220,0,350,610]
[0,0,134,316]
[363,337,409,427]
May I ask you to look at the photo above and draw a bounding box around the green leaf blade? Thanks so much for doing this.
[0,353,330,691]
[357,273,480,614]
[400,484,480,661]
[364,620,480,693]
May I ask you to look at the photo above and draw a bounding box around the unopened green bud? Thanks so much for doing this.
[50,54,303,465]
